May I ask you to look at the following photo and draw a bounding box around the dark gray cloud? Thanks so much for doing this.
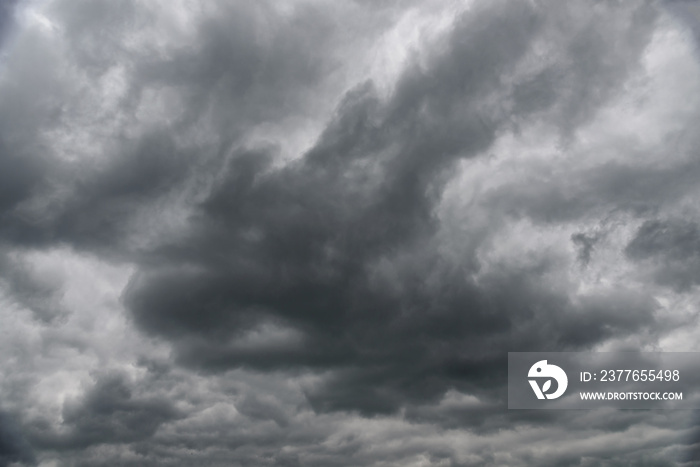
[120,0,660,416]
[28,372,181,452]
[0,411,35,467]
[0,0,20,45]
[571,231,601,265]
[626,219,700,291]
[0,0,699,465]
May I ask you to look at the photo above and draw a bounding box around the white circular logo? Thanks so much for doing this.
[528,360,568,400]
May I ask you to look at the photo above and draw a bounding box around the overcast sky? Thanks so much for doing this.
[1,0,700,465]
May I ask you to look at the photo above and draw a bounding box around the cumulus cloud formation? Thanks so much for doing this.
[2,0,700,465]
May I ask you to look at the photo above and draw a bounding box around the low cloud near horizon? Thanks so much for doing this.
[1,0,700,465]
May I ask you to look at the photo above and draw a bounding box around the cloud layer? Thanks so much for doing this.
[2,0,700,465]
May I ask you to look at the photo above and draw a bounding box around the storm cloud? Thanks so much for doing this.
[1,0,700,465]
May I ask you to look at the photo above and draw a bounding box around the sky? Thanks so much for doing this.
[1,0,700,465]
